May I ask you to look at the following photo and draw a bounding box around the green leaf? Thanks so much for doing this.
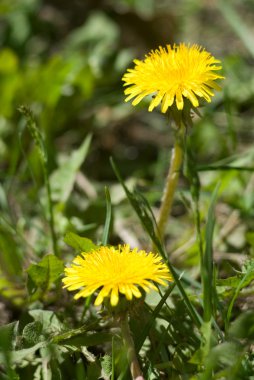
[8,342,46,365]
[26,254,64,297]
[198,341,242,380]
[0,219,23,277]
[225,260,254,330]
[0,322,20,379]
[65,11,119,77]
[189,320,212,366]
[52,323,112,348]
[0,322,19,351]
[64,231,97,252]
[22,321,43,347]
[58,332,112,347]
[217,276,243,288]
[49,134,92,203]
[228,311,254,340]
[29,310,64,334]
[51,324,89,344]
[217,266,254,290]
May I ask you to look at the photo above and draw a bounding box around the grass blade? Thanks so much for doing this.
[102,186,112,245]
[197,165,254,172]
[202,184,219,322]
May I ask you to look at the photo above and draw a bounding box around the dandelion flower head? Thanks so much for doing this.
[62,245,172,307]
[122,43,224,113]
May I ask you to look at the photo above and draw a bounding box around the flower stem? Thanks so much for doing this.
[119,313,144,380]
[157,125,184,243]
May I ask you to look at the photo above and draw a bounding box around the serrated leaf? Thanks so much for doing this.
[58,332,112,347]
[51,324,89,344]
[64,231,97,252]
[8,342,46,365]
[52,323,111,347]
[22,321,43,347]
[217,276,242,288]
[225,260,254,329]
[29,310,64,335]
[217,261,254,291]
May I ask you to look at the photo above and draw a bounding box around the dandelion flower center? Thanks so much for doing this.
[122,43,224,113]
[62,245,172,306]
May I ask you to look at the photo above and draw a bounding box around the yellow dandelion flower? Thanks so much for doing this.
[122,43,224,113]
[62,245,172,307]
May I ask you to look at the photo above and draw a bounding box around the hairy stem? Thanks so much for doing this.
[119,313,144,380]
[157,126,184,243]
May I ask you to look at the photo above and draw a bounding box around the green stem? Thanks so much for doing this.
[157,126,184,243]
[44,164,59,257]
[195,200,204,267]
[119,313,144,380]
